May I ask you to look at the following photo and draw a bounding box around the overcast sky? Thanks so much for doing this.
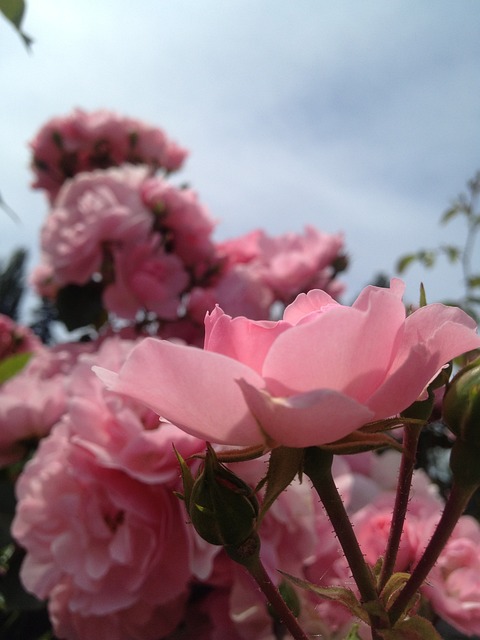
[1,0,479,317]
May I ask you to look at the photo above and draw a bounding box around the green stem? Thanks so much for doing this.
[378,425,420,591]
[227,535,310,640]
[388,480,476,625]
[303,448,378,605]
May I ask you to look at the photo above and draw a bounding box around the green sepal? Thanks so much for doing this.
[257,446,304,522]
[173,446,195,506]
[319,430,403,455]
[419,283,427,308]
[400,389,434,422]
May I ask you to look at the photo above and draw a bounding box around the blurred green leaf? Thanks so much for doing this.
[467,276,480,289]
[0,352,31,385]
[417,250,435,268]
[396,254,417,274]
[440,245,460,263]
[0,0,24,27]
[0,0,33,49]
[345,624,363,640]
[441,206,463,224]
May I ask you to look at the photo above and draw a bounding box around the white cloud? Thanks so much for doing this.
[1,0,479,318]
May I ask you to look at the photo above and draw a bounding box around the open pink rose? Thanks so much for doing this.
[420,515,480,636]
[95,279,480,448]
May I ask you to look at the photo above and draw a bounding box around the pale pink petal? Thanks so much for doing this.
[367,304,480,417]
[94,337,266,446]
[283,289,338,325]
[263,284,406,401]
[204,306,289,373]
[238,380,374,448]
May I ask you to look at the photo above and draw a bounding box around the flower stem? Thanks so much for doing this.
[303,448,378,606]
[226,535,310,640]
[388,480,476,625]
[378,425,420,591]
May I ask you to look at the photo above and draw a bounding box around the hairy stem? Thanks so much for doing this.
[303,448,378,606]
[388,480,476,625]
[378,425,421,591]
[227,535,310,640]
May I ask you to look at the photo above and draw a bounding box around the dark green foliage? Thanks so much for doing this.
[0,249,27,321]
[55,281,106,331]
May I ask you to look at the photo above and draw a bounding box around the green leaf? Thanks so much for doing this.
[0,0,33,48]
[396,254,417,274]
[257,447,304,522]
[0,0,24,27]
[441,206,462,224]
[417,250,436,268]
[378,615,442,640]
[467,276,480,289]
[279,570,372,624]
[0,352,31,384]
[440,245,460,263]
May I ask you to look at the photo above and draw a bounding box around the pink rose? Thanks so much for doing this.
[103,237,189,320]
[12,421,191,639]
[96,279,480,448]
[12,336,211,640]
[353,490,443,574]
[39,165,153,286]
[141,177,218,277]
[30,108,188,201]
[217,226,345,306]
[419,515,480,636]
[0,341,94,466]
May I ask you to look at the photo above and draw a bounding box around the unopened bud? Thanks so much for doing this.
[187,444,259,547]
[443,357,480,446]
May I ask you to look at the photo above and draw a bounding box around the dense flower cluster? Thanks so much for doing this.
[31,109,346,344]
[2,109,480,640]
[30,108,188,201]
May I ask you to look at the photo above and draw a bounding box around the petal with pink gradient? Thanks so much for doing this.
[263,284,406,400]
[282,288,339,324]
[237,379,374,448]
[94,337,266,446]
[366,304,480,418]
[204,305,289,373]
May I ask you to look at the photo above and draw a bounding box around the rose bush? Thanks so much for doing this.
[96,278,480,448]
